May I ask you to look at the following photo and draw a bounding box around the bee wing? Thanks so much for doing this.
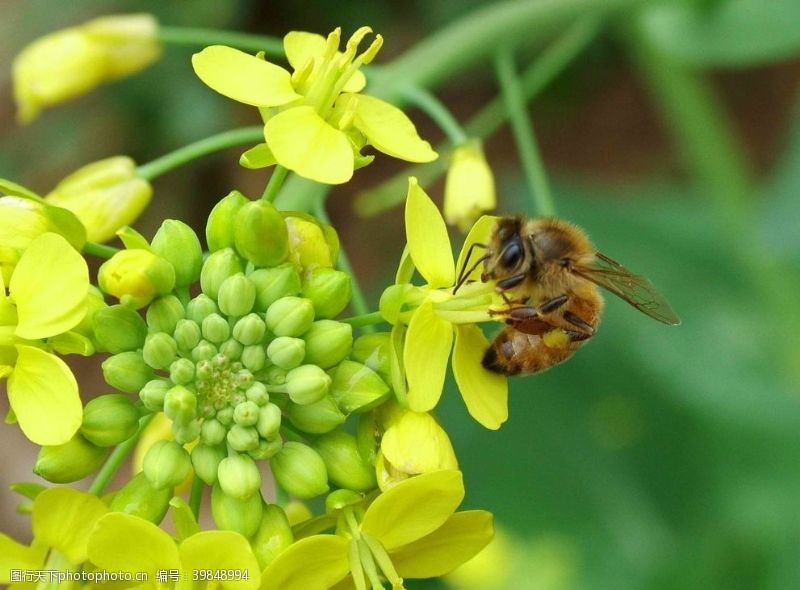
[572,252,681,325]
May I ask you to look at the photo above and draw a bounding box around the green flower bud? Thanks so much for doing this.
[211,483,263,538]
[102,351,153,393]
[249,264,301,312]
[227,424,259,452]
[201,248,244,300]
[241,345,266,372]
[142,332,178,369]
[143,440,191,489]
[267,336,305,370]
[139,378,171,411]
[216,406,234,426]
[186,294,218,324]
[110,472,172,524]
[173,319,201,352]
[218,453,261,499]
[350,332,392,381]
[330,360,390,414]
[302,268,351,319]
[146,295,185,335]
[191,443,225,485]
[284,215,335,274]
[202,313,230,344]
[234,400,260,427]
[219,338,243,360]
[169,358,195,385]
[234,199,288,267]
[206,190,248,252]
[232,313,266,345]
[218,273,256,317]
[285,365,331,405]
[163,385,197,422]
[313,431,376,492]
[265,296,314,337]
[246,382,269,406]
[151,219,202,286]
[286,395,346,434]
[34,433,108,483]
[256,403,282,439]
[356,413,379,466]
[81,393,139,447]
[325,489,363,514]
[200,419,227,446]
[98,249,175,309]
[248,437,282,460]
[270,442,329,499]
[302,320,353,369]
[192,340,217,362]
[251,504,293,569]
[92,304,147,353]
[173,420,201,444]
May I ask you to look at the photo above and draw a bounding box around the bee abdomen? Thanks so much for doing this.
[483,328,579,376]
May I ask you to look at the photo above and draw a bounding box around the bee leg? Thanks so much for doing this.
[563,311,595,337]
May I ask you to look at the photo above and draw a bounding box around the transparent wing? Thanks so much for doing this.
[573,252,681,325]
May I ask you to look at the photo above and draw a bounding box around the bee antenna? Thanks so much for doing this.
[453,253,489,294]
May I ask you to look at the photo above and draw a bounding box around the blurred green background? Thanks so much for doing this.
[2,1,800,588]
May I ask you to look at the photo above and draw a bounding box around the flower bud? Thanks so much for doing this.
[232,313,267,345]
[192,340,217,362]
[444,139,496,232]
[169,358,195,385]
[206,191,248,252]
[218,273,256,317]
[270,442,329,499]
[302,268,351,319]
[286,395,346,434]
[218,453,262,499]
[110,472,172,524]
[200,248,244,300]
[150,219,202,286]
[350,332,392,381]
[234,200,289,267]
[102,351,153,393]
[251,504,293,569]
[267,336,305,370]
[216,406,234,426]
[34,433,108,483]
[142,332,178,370]
[248,437,283,460]
[139,378,171,411]
[211,483,263,539]
[263,366,287,386]
[249,264,301,312]
[356,412,380,466]
[245,383,269,406]
[163,387,197,425]
[285,365,331,405]
[98,249,175,309]
[234,401,260,427]
[219,338,243,360]
[313,431,376,492]
[303,320,353,369]
[284,215,335,273]
[325,489,363,514]
[265,296,315,337]
[146,295,185,335]
[256,404,282,439]
[191,443,225,485]
[174,319,201,352]
[227,425,259,452]
[81,393,139,447]
[241,345,266,372]
[186,294,218,324]
[202,313,230,344]
[143,440,191,489]
[200,419,227,446]
[330,360,391,414]
[92,304,148,353]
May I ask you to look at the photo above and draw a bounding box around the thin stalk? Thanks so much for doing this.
[137,126,264,181]
[159,26,284,57]
[83,241,120,259]
[262,165,289,202]
[189,475,204,519]
[402,85,468,144]
[342,311,385,328]
[495,47,556,216]
[88,414,155,496]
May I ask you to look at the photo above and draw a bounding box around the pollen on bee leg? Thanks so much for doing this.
[542,328,570,349]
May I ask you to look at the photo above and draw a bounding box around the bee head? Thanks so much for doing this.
[484,218,530,282]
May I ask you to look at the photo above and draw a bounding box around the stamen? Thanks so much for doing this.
[324,27,342,60]
[291,57,314,87]
[349,538,368,590]
[337,97,358,131]
[345,26,373,61]
[362,533,404,589]
[360,35,383,64]
[358,538,386,589]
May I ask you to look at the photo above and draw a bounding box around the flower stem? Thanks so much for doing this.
[495,46,556,217]
[82,241,120,259]
[88,413,155,496]
[158,26,284,57]
[341,311,385,328]
[262,165,289,201]
[402,85,468,144]
[189,475,204,519]
[137,126,264,181]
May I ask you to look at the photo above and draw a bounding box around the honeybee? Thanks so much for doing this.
[455,217,680,375]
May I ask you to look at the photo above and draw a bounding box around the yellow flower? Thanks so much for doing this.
[444,140,496,232]
[98,248,176,309]
[380,178,508,430]
[192,27,437,185]
[13,14,161,123]
[262,470,494,590]
[1,233,89,445]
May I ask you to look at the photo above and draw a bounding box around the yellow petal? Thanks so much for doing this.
[265,107,353,185]
[348,94,437,162]
[453,325,508,430]
[32,488,108,563]
[192,45,299,107]
[454,215,501,286]
[391,511,494,579]
[261,534,350,590]
[10,233,88,340]
[404,302,452,413]
[361,470,464,551]
[180,531,261,590]
[444,142,496,232]
[0,534,46,584]
[404,178,454,288]
[381,411,458,475]
[8,345,81,446]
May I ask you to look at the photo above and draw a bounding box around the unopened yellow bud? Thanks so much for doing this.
[98,249,175,309]
[444,140,496,233]
[284,215,337,275]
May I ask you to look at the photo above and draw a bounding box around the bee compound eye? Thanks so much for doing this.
[501,241,522,268]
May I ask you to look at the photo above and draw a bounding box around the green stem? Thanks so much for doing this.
[82,241,120,259]
[159,26,284,57]
[189,475,204,519]
[137,126,264,181]
[402,85,468,144]
[88,414,155,496]
[495,46,556,216]
[262,165,289,202]
[341,311,385,328]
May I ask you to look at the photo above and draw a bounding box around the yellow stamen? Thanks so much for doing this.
[350,538,368,590]
[291,57,314,87]
[363,533,404,589]
[360,35,384,64]
[345,26,373,61]
[324,27,342,60]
